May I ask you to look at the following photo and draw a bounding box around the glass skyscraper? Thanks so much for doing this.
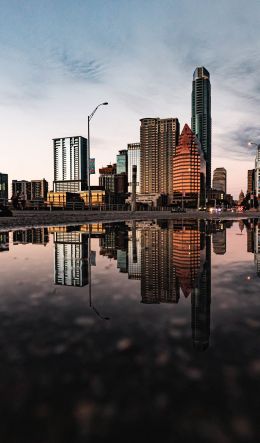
[127,143,140,194]
[192,67,212,191]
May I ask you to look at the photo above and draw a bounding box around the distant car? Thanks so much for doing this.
[0,206,13,217]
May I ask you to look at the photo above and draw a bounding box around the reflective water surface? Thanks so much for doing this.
[0,219,260,443]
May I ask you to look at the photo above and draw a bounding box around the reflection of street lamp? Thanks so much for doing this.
[88,102,108,210]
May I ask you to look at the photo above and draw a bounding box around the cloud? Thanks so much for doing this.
[216,126,260,160]
[56,51,107,82]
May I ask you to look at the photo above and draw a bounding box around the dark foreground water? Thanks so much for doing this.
[0,219,260,443]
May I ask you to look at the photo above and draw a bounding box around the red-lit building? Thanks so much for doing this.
[173,124,206,208]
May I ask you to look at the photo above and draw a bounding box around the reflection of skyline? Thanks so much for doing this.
[4,219,260,351]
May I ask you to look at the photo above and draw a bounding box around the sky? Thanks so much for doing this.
[1,0,260,199]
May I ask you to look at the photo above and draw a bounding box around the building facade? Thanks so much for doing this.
[0,173,8,204]
[212,167,226,193]
[191,67,211,191]
[31,179,48,200]
[53,136,88,192]
[128,143,140,194]
[12,180,31,200]
[99,164,117,193]
[140,118,179,197]
[173,124,206,207]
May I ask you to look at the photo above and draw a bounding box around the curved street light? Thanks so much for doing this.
[88,102,108,211]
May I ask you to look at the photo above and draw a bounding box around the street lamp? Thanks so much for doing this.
[87,102,108,210]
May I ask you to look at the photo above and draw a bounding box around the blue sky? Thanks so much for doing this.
[1,0,260,197]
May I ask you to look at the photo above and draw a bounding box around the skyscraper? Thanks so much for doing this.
[53,136,88,192]
[255,145,260,198]
[173,124,206,207]
[191,67,211,190]
[116,150,128,174]
[140,118,179,197]
[127,143,140,194]
[213,168,226,193]
[247,169,255,195]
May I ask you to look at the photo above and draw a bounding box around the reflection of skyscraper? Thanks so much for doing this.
[54,230,88,286]
[172,223,201,297]
[128,222,141,280]
[254,224,260,277]
[141,222,180,304]
[100,223,128,273]
[13,228,49,245]
[246,223,255,253]
[212,228,226,255]
[0,232,9,252]
[191,233,211,351]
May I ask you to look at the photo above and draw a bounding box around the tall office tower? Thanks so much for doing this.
[192,67,211,190]
[127,143,140,193]
[172,222,201,298]
[191,233,211,351]
[255,146,260,198]
[0,173,8,204]
[31,179,48,200]
[247,169,255,194]
[140,118,179,196]
[140,222,180,304]
[53,136,88,192]
[213,167,227,193]
[173,124,206,206]
[12,180,31,200]
[116,150,128,174]
[54,229,88,286]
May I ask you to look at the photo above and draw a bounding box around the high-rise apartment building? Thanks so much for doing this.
[31,179,48,200]
[140,118,179,196]
[173,124,206,207]
[212,168,226,193]
[53,136,88,192]
[127,143,140,194]
[192,67,211,190]
[247,169,255,195]
[0,173,8,204]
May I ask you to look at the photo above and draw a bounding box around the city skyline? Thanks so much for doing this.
[1,1,260,198]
